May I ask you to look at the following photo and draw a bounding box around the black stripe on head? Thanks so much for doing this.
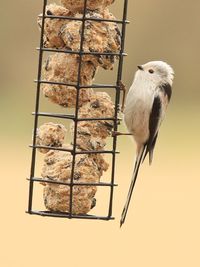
[160,83,172,101]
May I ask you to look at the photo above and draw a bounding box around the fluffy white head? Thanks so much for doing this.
[135,61,174,87]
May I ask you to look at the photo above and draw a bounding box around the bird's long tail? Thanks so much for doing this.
[120,146,146,227]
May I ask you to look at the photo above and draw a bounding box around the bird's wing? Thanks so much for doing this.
[143,83,172,164]
[143,95,161,164]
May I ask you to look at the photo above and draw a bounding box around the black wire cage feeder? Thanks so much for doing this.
[27,0,129,221]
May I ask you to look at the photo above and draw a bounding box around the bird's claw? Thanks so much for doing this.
[112,131,132,137]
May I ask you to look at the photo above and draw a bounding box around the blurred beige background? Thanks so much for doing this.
[0,0,200,266]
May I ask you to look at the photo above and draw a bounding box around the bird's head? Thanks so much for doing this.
[136,61,174,86]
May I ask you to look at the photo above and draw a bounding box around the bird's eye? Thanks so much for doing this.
[148,69,154,74]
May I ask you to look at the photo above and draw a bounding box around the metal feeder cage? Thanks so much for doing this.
[27,0,129,221]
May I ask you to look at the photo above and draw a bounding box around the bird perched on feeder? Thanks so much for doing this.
[120,61,174,227]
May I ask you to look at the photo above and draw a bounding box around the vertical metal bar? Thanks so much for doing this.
[108,0,129,217]
[28,0,47,213]
[69,0,88,217]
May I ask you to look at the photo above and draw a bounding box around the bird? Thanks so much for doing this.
[120,61,174,227]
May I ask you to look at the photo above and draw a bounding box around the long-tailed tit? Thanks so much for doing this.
[120,61,174,227]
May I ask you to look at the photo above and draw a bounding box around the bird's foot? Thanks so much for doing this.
[112,131,132,137]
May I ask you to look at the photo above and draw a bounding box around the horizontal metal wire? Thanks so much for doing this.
[30,145,120,155]
[27,177,118,187]
[32,112,122,122]
[27,210,114,220]
[34,79,119,89]
[39,14,129,25]
[33,112,75,120]
[37,47,127,57]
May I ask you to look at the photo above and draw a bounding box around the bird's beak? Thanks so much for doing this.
[137,65,144,71]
